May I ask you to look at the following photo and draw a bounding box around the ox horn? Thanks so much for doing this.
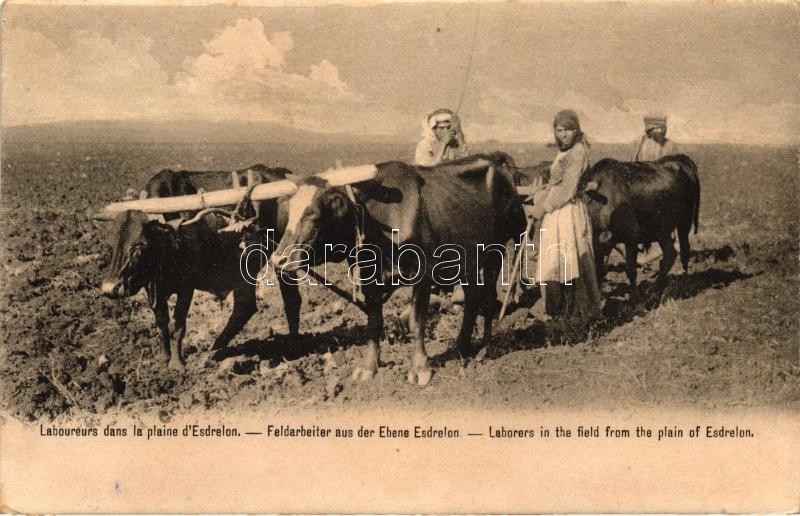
[315,165,378,186]
[485,165,495,190]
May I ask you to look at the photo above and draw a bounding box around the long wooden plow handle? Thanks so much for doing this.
[498,216,538,321]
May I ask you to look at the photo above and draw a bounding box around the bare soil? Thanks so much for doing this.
[1,141,797,422]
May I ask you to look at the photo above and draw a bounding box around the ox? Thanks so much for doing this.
[270,153,526,385]
[580,154,700,300]
[101,165,301,371]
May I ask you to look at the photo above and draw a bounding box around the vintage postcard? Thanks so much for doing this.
[1,0,798,512]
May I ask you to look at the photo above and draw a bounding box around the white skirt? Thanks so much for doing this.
[533,200,596,284]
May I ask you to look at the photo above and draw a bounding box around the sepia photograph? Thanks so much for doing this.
[1,0,798,512]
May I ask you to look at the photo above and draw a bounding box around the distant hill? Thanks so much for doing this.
[2,120,414,145]
[6,121,791,149]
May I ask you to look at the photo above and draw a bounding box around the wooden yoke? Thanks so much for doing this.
[97,180,298,217]
[95,164,379,222]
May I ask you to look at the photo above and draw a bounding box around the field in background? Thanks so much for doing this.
[1,140,797,421]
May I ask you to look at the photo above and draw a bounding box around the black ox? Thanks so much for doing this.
[270,153,527,386]
[101,165,301,371]
[580,154,700,300]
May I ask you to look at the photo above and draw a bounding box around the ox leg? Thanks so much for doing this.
[211,287,257,355]
[595,241,610,285]
[453,283,480,355]
[677,227,691,274]
[479,254,503,352]
[353,294,383,382]
[167,289,193,372]
[624,241,640,302]
[277,273,302,338]
[655,234,678,295]
[152,300,171,365]
[407,280,433,386]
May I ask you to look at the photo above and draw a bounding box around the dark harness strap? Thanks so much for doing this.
[344,184,366,305]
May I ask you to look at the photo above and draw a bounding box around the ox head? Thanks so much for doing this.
[101,210,178,299]
[270,178,355,272]
[582,177,634,245]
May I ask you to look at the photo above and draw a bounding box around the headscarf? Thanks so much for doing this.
[644,114,667,131]
[553,109,589,151]
[554,109,581,131]
[421,108,467,148]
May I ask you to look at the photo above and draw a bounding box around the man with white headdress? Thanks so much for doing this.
[405,108,469,313]
[633,114,679,162]
[415,108,469,166]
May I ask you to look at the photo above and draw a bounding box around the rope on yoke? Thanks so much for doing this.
[198,188,207,210]
[178,207,236,227]
[178,171,261,228]
[234,181,261,220]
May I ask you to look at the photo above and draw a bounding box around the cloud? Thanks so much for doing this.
[310,60,347,92]
[3,13,796,144]
[2,19,406,136]
[183,18,286,80]
[2,29,170,124]
[462,75,799,145]
[463,82,642,144]
[169,20,383,132]
[269,31,295,54]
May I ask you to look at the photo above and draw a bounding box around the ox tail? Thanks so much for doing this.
[683,156,701,234]
[672,154,701,235]
[693,175,700,234]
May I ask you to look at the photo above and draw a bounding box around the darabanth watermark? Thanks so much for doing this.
[240,229,573,288]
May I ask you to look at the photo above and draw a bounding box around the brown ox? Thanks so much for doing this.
[270,153,526,385]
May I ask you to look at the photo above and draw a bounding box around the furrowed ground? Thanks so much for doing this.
[1,141,797,421]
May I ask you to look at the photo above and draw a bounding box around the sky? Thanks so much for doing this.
[2,1,798,144]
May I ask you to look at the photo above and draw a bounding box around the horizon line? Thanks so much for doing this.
[3,119,797,147]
